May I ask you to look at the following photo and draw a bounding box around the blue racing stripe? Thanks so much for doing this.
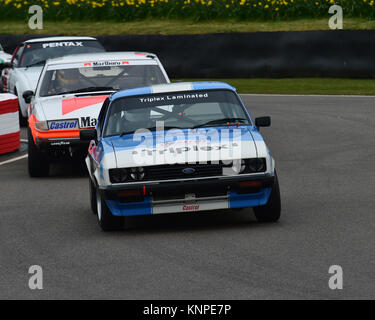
[192,81,236,91]
[106,197,152,216]
[111,86,153,100]
[229,188,272,209]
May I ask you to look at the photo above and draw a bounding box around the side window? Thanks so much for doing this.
[97,98,110,138]
[12,44,24,67]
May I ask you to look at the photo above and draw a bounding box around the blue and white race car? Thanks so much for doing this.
[82,82,281,231]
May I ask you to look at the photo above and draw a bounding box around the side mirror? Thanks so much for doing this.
[80,129,97,141]
[22,90,34,104]
[255,116,271,128]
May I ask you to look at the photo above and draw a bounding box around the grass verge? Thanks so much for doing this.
[175,78,375,95]
[1,18,375,35]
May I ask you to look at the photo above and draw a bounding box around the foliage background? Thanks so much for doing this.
[0,0,374,22]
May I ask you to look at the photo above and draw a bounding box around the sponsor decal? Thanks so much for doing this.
[182,205,200,211]
[132,143,238,156]
[80,116,97,128]
[139,93,208,103]
[50,141,71,146]
[62,96,107,115]
[90,61,129,67]
[42,41,83,49]
[48,119,78,130]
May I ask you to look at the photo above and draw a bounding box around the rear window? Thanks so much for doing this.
[19,40,105,68]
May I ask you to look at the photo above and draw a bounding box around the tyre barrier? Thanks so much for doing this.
[2,31,375,78]
[0,94,20,155]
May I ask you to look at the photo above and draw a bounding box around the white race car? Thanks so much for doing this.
[82,81,281,231]
[27,52,170,177]
[1,37,105,123]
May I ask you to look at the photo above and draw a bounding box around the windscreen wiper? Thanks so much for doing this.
[193,118,247,129]
[57,86,115,95]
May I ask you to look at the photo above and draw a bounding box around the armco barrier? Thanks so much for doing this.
[1,30,375,78]
[0,94,20,155]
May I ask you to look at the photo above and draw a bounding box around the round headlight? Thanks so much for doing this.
[247,158,266,173]
[109,168,127,183]
[240,159,246,173]
[130,167,145,180]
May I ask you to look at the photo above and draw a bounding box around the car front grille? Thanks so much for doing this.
[144,163,228,181]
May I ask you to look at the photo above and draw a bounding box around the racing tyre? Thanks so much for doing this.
[254,172,281,223]
[89,178,97,215]
[28,128,50,177]
[96,189,124,232]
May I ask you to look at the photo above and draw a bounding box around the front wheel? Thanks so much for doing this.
[96,189,124,232]
[28,128,49,177]
[254,172,281,223]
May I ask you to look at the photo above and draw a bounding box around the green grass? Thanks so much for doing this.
[1,18,375,35]
[175,78,375,95]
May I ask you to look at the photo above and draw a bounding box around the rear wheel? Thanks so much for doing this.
[254,172,281,223]
[96,189,124,232]
[28,128,49,177]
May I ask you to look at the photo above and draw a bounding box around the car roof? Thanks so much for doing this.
[24,36,98,43]
[45,52,157,66]
[111,82,236,101]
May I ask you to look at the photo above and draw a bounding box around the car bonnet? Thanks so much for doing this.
[108,126,259,168]
[38,94,108,123]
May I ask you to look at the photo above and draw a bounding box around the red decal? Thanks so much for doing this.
[183,205,200,211]
[122,61,129,65]
[62,96,108,116]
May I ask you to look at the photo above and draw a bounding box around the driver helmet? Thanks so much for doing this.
[56,69,80,89]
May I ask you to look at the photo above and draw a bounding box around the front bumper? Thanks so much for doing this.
[36,137,89,158]
[102,174,274,217]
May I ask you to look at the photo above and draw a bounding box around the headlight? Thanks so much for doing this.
[35,121,49,131]
[130,167,145,181]
[246,158,266,173]
[109,168,127,183]
[232,159,247,174]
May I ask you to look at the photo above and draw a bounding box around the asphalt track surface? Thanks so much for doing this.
[0,94,374,300]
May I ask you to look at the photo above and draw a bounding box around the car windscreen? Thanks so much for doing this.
[39,64,168,97]
[19,40,104,68]
[104,90,250,137]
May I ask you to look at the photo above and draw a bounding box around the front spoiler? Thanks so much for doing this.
[101,174,275,217]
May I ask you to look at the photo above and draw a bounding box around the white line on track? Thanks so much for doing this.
[0,154,28,166]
